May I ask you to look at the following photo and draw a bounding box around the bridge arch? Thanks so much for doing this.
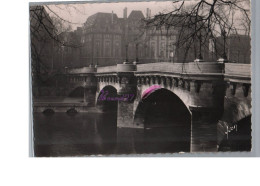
[43,108,55,114]
[69,86,84,97]
[96,85,118,113]
[134,87,192,152]
[134,87,191,128]
[219,115,251,151]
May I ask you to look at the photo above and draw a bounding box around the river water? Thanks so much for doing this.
[33,112,190,157]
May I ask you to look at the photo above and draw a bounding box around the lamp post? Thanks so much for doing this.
[135,43,139,63]
[198,31,203,60]
[170,51,174,63]
[83,81,87,103]
[61,45,64,68]
[217,28,229,63]
[124,44,129,63]
[194,31,204,62]
[64,66,68,74]
[222,29,227,60]
[96,49,98,67]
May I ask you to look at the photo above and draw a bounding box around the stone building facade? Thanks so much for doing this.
[58,8,215,67]
[32,6,250,72]
[79,8,190,66]
[212,34,251,64]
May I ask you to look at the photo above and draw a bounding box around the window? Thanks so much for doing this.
[95,41,100,57]
[114,41,120,57]
[104,34,110,39]
[81,37,85,43]
[160,50,164,58]
[170,35,176,41]
[105,41,111,57]
[151,42,156,57]
[161,42,165,48]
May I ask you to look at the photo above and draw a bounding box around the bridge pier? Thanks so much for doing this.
[116,64,139,128]
[117,101,136,128]
[117,73,139,128]
[190,107,221,152]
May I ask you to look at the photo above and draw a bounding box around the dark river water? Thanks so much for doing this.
[33,112,191,157]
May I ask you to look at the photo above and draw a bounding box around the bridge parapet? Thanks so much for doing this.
[136,62,223,74]
[224,63,251,85]
[117,63,137,72]
[97,65,117,73]
[67,66,97,74]
[225,63,251,77]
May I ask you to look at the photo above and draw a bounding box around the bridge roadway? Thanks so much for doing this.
[33,61,251,152]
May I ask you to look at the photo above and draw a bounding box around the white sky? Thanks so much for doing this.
[47,1,176,30]
[45,0,250,34]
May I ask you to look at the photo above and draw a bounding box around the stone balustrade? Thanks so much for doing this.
[136,62,224,74]
[225,63,251,77]
[97,65,117,73]
[67,67,97,74]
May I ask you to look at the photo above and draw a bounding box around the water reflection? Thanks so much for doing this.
[34,112,190,157]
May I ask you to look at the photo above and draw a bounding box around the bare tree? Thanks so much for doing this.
[143,0,251,62]
[30,5,84,85]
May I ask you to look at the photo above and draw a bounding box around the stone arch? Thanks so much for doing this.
[68,86,84,97]
[96,85,118,113]
[222,97,251,124]
[134,87,191,128]
[219,115,251,151]
[133,87,192,152]
[97,81,119,94]
[66,108,78,114]
[216,86,252,148]
[136,84,192,113]
[43,108,55,114]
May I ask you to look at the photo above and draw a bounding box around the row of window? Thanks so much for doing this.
[81,34,176,43]
[150,35,176,40]
[81,34,122,43]
[81,43,176,58]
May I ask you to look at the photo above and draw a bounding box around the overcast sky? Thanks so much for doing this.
[46,1,176,30]
[45,0,250,34]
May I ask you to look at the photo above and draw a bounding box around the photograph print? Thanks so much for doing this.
[30,0,252,157]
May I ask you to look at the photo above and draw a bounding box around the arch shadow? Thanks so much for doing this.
[134,88,191,128]
[69,86,84,97]
[96,85,118,144]
[133,88,192,153]
[96,85,118,113]
[43,108,55,114]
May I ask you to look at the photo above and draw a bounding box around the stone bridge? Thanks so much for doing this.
[34,61,251,152]
[93,62,251,152]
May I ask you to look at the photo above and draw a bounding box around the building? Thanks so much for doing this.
[80,11,124,66]
[213,34,251,64]
[79,8,188,66]
[57,29,82,68]
[57,8,213,67]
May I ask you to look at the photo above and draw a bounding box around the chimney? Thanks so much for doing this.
[146,8,151,18]
[112,11,114,24]
[123,7,127,19]
[147,8,151,18]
